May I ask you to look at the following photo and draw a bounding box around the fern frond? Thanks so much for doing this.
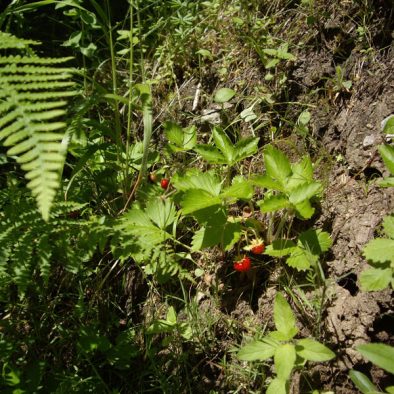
[0,32,76,220]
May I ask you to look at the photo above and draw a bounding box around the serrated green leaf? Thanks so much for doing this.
[289,182,322,205]
[294,199,315,219]
[379,145,394,175]
[194,145,226,164]
[349,369,378,394]
[214,87,236,103]
[264,239,297,257]
[266,378,287,394]
[181,189,222,215]
[252,174,284,191]
[222,221,242,251]
[258,194,290,213]
[233,136,259,162]
[286,247,315,271]
[274,293,297,338]
[264,145,292,185]
[275,343,296,380]
[164,122,196,151]
[220,179,254,200]
[212,127,235,163]
[146,198,176,230]
[363,238,394,263]
[299,229,332,255]
[287,156,314,190]
[172,170,222,196]
[383,215,394,238]
[357,343,394,374]
[359,267,392,291]
[237,339,277,361]
[296,339,335,361]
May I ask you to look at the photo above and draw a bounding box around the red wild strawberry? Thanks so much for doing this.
[233,256,251,272]
[251,243,265,254]
[160,178,169,189]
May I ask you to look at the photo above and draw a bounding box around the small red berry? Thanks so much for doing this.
[251,243,265,254]
[160,178,169,189]
[233,256,251,272]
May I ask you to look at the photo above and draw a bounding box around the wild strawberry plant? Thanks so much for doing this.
[237,293,335,394]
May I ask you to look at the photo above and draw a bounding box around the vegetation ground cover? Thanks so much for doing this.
[0,0,393,393]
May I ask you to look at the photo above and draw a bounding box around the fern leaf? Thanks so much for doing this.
[0,32,76,220]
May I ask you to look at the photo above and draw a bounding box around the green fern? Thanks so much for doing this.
[0,190,110,299]
[0,31,76,220]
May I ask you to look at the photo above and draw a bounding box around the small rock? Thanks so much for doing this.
[362,134,375,148]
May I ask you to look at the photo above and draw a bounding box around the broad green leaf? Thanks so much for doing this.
[275,343,296,380]
[181,189,222,215]
[191,226,222,251]
[383,215,394,238]
[379,145,394,175]
[277,43,296,60]
[357,343,394,374]
[258,195,290,213]
[266,378,287,394]
[234,136,260,162]
[383,117,394,134]
[222,221,242,251]
[296,339,335,361]
[164,122,196,151]
[298,110,311,125]
[237,339,277,361]
[166,306,177,325]
[289,182,322,205]
[252,174,284,191]
[294,199,315,219]
[264,239,297,257]
[191,205,227,226]
[212,127,235,163]
[269,328,298,341]
[146,198,176,230]
[274,293,297,338]
[220,179,254,200]
[214,87,236,103]
[349,369,378,394]
[386,386,394,394]
[194,145,226,164]
[191,219,240,252]
[118,209,172,248]
[378,177,394,187]
[363,238,394,263]
[264,145,292,185]
[172,170,221,195]
[359,267,392,291]
[146,320,175,334]
[298,229,332,255]
[286,247,316,271]
[287,156,314,190]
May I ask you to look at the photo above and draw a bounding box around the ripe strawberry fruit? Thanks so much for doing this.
[233,256,251,272]
[160,178,169,189]
[251,243,265,254]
